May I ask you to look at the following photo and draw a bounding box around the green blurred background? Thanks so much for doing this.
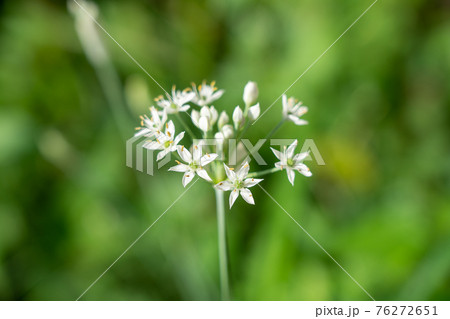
[0,0,449,300]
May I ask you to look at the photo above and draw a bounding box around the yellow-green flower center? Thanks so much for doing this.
[189,162,199,170]
[234,180,244,189]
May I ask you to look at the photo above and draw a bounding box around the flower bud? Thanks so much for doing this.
[191,110,200,127]
[210,106,219,124]
[233,106,244,129]
[215,132,224,144]
[243,81,258,106]
[214,132,225,156]
[200,106,210,118]
[221,124,234,139]
[218,111,229,129]
[199,117,210,132]
[248,103,260,121]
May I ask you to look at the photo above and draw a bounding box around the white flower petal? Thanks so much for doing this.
[282,94,288,117]
[179,105,190,112]
[293,151,309,162]
[271,147,282,160]
[286,140,298,159]
[144,140,162,150]
[240,188,255,205]
[215,180,233,191]
[150,107,161,125]
[160,109,168,125]
[296,163,312,177]
[157,149,169,161]
[223,163,236,181]
[229,189,239,208]
[243,178,263,188]
[173,131,185,145]
[182,171,195,187]
[295,106,308,116]
[177,145,192,163]
[134,128,151,137]
[275,161,283,169]
[237,161,250,180]
[211,89,224,102]
[200,153,218,166]
[154,132,168,144]
[286,168,296,186]
[192,145,202,162]
[191,110,200,127]
[288,115,308,126]
[199,116,210,132]
[166,120,175,137]
[169,164,189,172]
[196,169,212,182]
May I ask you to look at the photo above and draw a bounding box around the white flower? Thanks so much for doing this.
[154,85,195,114]
[191,106,218,132]
[232,106,244,130]
[271,140,312,186]
[144,120,185,161]
[169,145,218,187]
[214,162,263,208]
[217,111,229,129]
[282,94,308,125]
[248,103,260,121]
[192,81,224,106]
[243,81,258,106]
[135,107,167,137]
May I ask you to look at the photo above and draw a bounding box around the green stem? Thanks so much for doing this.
[176,113,197,140]
[248,167,281,178]
[246,119,286,160]
[215,189,230,300]
[236,121,250,143]
[264,119,286,141]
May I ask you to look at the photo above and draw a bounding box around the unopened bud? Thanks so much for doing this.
[243,81,258,106]
[248,103,260,121]
[221,124,234,139]
[218,111,229,129]
[232,106,244,129]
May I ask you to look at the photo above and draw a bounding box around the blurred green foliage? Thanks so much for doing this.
[0,0,449,300]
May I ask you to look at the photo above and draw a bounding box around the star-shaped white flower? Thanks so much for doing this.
[135,107,167,137]
[144,120,185,161]
[214,162,263,208]
[282,94,308,126]
[191,106,218,132]
[154,86,195,114]
[271,140,312,186]
[169,145,218,187]
[191,81,224,106]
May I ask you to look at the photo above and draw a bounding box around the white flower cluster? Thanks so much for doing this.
[134,81,312,208]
